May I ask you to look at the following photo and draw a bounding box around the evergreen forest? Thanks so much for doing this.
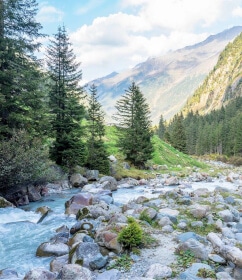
[0,0,241,192]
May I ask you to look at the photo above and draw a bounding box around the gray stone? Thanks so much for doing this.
[157,216,172,227]
[50,254,69,273]
[164,176,179,186]
[177,238,209,260]
[218,209,234,222]
[96,269,121,280]
[71,242,100,268]
[36,242,69,257]
[99,176,118,191]
[177,221,188,230]
[85,170,99,181]
[180,263,213,279]
[60,264,92,280]
[208,254,226,264]
[70,173,88,188]
[89,253,108,270]
[188,204,210,219]
[145,263,172,279]
[161,225,174,233]
[224,196,236,205]
[233,267,242,280]
[222,227,235,239]
[216,271,233,279]
[190,221,203,228]
[23,268,56,280]
[175,232,205,243]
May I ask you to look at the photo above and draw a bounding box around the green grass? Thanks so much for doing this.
[104,126,206,176]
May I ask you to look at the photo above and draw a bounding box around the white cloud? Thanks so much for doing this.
[37,5,64,23]
[67,0,242,82]
[233,6,242,17]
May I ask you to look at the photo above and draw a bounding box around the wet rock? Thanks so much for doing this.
[0,196,14,208]
[145,263,172,279]
[70,173,88,188]
[99,176,117,191]
[0,268,18,279]
[27,186,41,202]
[96,269,121,280]
[60,264,92,280]
[65,193,93,215]
[36,241,69,257]
[23,268,56,280]
[216,271,233,279]
[70,219,95,235]
[50,254,69,273]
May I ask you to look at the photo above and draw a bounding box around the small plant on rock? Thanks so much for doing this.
[118,217,143,250]
[176,250,196,268]
[197,268,216,278]
[107,254,133,271]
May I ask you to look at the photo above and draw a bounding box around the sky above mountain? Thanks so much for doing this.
[36,0,242,83]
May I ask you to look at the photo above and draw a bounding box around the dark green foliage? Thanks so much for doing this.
[157,114,166,140]
[0,130,51,189]
[114,82,153,168]
[167,97,242,159]
[0,0,47,139]
[47,26,87,169]
[169,114,187,153]
[86,84,109,174]
[118,217,143,249]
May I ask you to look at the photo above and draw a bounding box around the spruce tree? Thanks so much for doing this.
[157,114,166,139]
[86,84,109,174]
[46,26,86,169]
[0,0,46,139]
[114,82,153,168]
[171,114,187,153]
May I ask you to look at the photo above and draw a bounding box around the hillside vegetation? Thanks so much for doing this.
[104,126,206,178]
[183,32,242,115]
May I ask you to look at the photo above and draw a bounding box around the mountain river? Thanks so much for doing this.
[0,179,237,278]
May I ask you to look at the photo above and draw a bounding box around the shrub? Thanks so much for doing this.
[0,130,57,189]
[118,217,143,249]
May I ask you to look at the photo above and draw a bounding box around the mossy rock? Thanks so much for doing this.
[0,197,14,208]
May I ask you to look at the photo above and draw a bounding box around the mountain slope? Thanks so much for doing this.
[182,32,242,115]
[91,26,242,124]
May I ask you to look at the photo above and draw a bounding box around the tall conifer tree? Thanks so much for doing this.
[46,26,86,169]
[86,84,109,174]
[0,0,46,139]
[114,82,153,168]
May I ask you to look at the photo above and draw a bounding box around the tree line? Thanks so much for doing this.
[157,96,242,161]
[0,0,153,189]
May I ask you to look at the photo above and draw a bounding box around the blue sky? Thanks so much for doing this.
[36,0,242,83]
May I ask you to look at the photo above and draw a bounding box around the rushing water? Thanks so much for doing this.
[0,179,237,278]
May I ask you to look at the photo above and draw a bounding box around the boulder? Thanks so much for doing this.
[70,173,88,188]
[96,230,122,253]
[188,204,210,219]
[145,263,172,279]
[65,193,93,215]
[70,242,101,268]
[85,170,99,181]
[99,176,117,191]
[23,268,56,280]
[218,209,234,222]
[50,254,69,273]
[177,238,210,260]
[89,253,108,270]
[0,196,14,208]
[36,242,69,257]
[179,263,213,279]
[0,268,18,279]
[70,219,95,235]
[60,264,92,280]
[164,176,179,186]
[96,269,121,280]
[27,186,41,202]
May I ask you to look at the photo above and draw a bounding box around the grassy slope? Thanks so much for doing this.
[104,126,206,178]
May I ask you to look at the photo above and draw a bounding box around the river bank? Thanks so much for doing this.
[0,163,242,279]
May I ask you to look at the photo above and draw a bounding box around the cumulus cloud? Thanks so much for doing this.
[37,5,64,23]
[68,0,242,82]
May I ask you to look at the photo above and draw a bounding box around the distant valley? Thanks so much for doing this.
[91,26,242,124]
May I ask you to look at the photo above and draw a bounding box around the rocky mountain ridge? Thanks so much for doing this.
[91,26,242,124]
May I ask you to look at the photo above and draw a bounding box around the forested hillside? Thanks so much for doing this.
[183,32,242,115]
[161,31,242,161]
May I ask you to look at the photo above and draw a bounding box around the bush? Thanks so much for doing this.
[0,130,57,189]
[118,217,143,249]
